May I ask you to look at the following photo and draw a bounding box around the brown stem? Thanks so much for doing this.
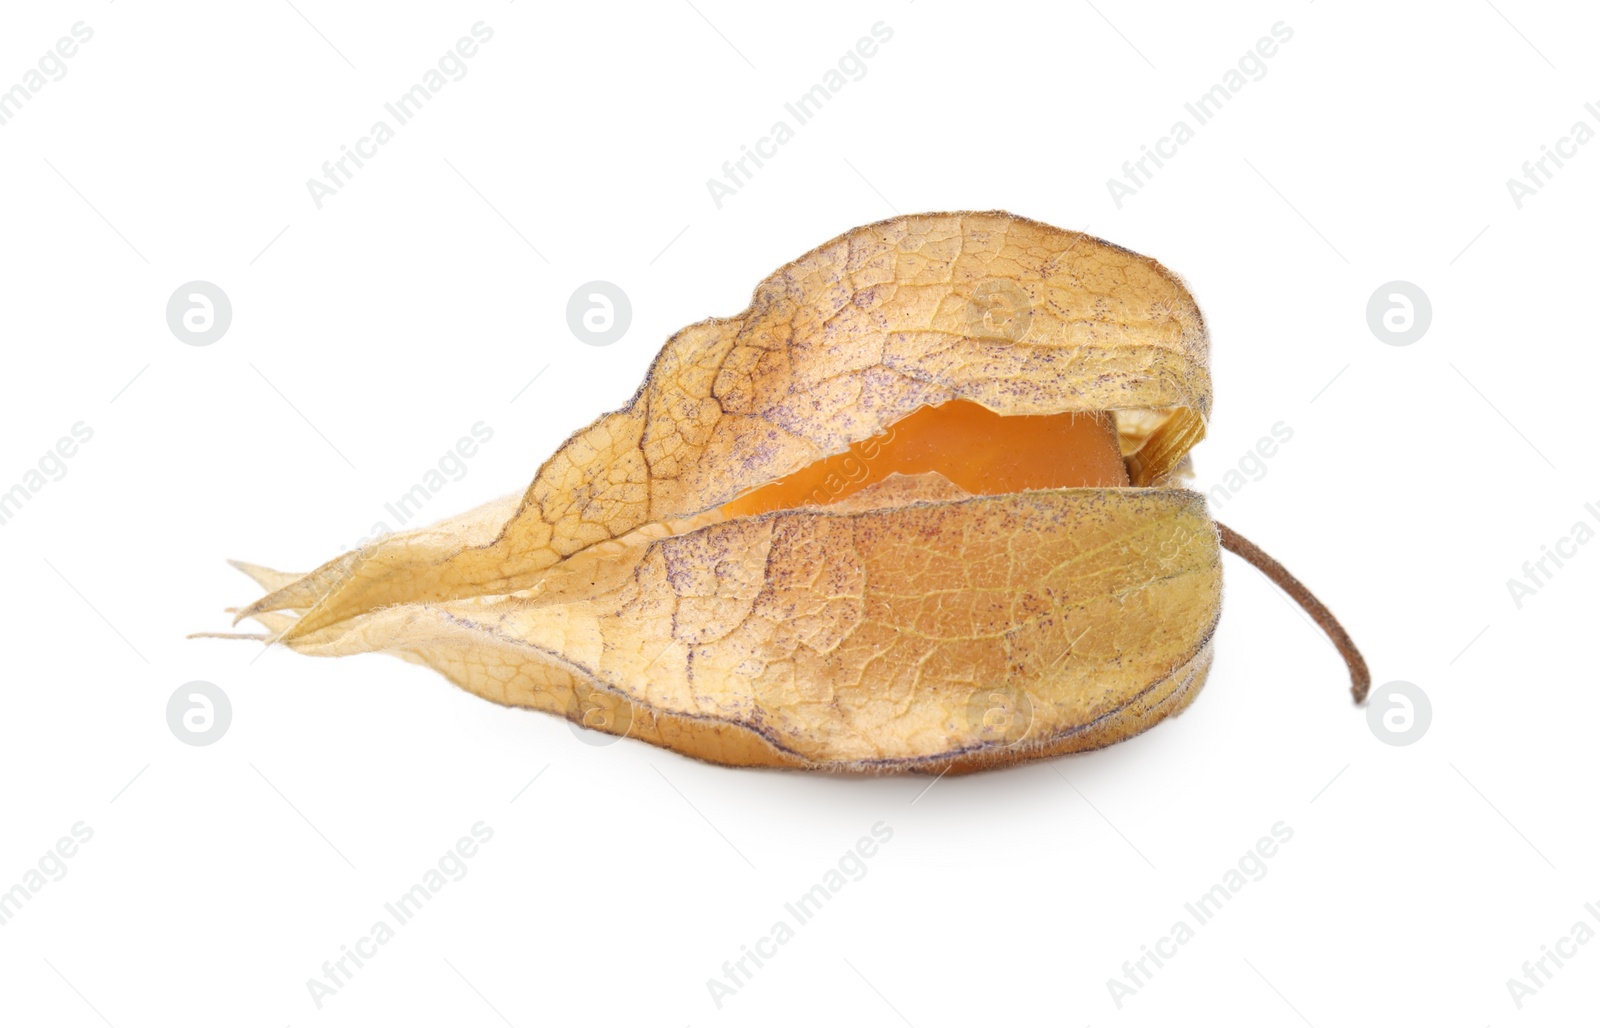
[1216,522,1370,705]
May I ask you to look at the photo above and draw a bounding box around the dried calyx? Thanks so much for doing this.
[205,212,1367,773]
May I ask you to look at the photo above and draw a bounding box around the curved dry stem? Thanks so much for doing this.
[1216,522,1370,704]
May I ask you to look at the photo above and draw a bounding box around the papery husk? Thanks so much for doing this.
[228,211,1219,772]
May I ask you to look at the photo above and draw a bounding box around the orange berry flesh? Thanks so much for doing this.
[720,400,1129,520]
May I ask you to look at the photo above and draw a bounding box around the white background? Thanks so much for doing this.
[1,1,1595,1025]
